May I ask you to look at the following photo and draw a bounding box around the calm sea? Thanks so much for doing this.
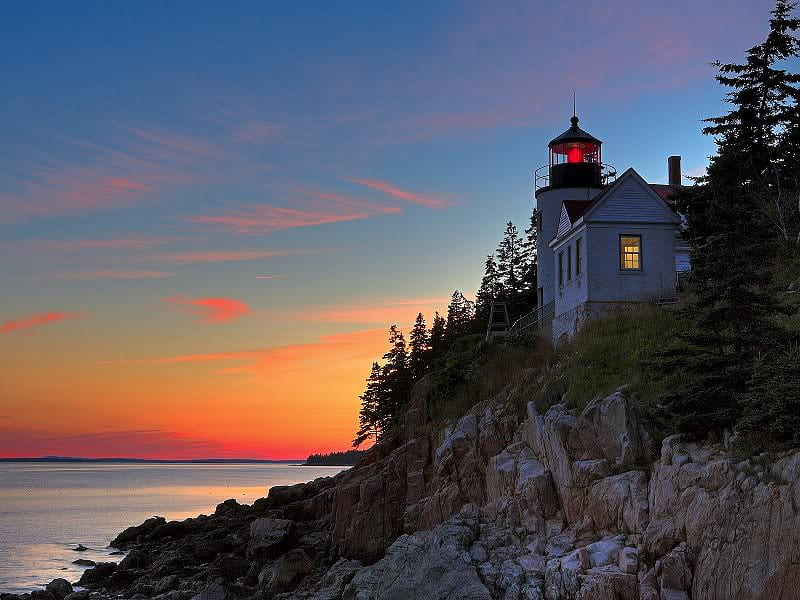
[0,461,347,593]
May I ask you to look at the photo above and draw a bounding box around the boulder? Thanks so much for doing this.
[71,559,95,567]
[45,579,72,599]
[213,554,251,580]
[110,516,167,547]
[76,561,117,586]
[263,548,314,594]
[248,518,293,562]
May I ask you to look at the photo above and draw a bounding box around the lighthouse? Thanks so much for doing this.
[534,115,611,313]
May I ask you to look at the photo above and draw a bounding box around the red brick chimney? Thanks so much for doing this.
[668,155,681,187]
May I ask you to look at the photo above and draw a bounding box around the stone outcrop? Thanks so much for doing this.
[23,378,800,600]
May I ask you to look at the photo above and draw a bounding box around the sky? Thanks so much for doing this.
[0,0,783,458]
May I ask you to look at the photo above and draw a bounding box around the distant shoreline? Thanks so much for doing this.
[0,457,306,464]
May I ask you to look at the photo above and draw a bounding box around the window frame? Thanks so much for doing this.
[619,234,643,271]
[567,244,572,281]
[558,251,564,287]
[575,237,582,276]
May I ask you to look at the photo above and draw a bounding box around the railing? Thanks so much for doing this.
[509,301,555,335]
[534,163,618,192]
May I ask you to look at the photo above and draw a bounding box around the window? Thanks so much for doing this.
[620,235,642,270]
[576,238,582,275]
[558,251,564,286]
[567,244,572,280]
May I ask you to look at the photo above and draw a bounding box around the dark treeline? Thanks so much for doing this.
[305,449,365,466]
[656,1,800,450]
[353,215,539,447]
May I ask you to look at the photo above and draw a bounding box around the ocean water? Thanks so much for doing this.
[0,462,347,594]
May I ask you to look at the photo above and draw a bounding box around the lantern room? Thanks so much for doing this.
[547,115,603,189]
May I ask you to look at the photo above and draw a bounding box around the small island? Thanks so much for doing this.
[304,450,365,466]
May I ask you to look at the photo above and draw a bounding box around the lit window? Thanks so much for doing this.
[620,235,642,270]
[567,244,572,280]
[558,251,564,286]
[576,238,582,275]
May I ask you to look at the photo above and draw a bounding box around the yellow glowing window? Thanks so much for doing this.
[620,235,642,270]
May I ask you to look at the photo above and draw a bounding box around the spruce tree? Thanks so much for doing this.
[496,222,526,319]
[475,255,502,323]
[520,208,539,313]
[659,1,799,437]
[429,311,447,362]
[409,312,430,380]
[445,290,475,342]
[352,362,384,447]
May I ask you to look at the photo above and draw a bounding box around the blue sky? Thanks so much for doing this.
[0,0,788,457]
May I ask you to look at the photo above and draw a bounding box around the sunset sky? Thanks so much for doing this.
[0,0,781,458]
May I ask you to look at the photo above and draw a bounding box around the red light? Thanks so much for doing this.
[567,146,583,163]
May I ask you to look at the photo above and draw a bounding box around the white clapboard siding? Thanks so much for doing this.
[590,178,675,223]
[675,251,691,272]
[556,204,573,237]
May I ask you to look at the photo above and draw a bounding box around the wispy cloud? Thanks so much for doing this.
[186,190,400,234]
[255,274,287,279]
[347,178,454,209]
[1,311,83,334]
[105,328,387,374]
[43,237,183,251]
[146,250,295,265]
[62,269,173,280]
[232,120,286,143]
[163,296,251,323]
[0,168,154,222]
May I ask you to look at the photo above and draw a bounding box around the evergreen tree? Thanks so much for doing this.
[659,1,799,437]
[429,311,447,361]
[495,222,526,319]
[378,325,411,429]
[409,312,430,379]
[520,208,539,313]
[445,290,475,342]
[475,255,502,323]
[352,362,384,447]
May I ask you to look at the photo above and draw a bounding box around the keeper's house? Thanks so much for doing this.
[533,114,689,341]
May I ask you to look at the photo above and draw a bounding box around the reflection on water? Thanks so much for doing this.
[0,462,346,593]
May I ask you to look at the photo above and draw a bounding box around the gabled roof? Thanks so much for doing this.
[563,200,594,224]
[549,168,680,248]
[650,184,676,201]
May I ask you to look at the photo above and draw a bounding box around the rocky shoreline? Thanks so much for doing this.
[4,374,800,600]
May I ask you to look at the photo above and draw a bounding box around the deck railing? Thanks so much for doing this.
[509,301,555,335]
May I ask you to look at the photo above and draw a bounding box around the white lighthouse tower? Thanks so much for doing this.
[534,114,612,319]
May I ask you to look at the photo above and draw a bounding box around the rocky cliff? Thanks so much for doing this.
[20,373,800,600]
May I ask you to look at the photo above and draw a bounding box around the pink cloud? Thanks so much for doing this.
[347,178,454,209]
[105,328,386,373]
[62,269,173,280]
[187,190,401,234]
[0,311,83,334]
[148,250,295,265]
[43,237,182,251]
[163,296,251,323]
[0,167,154,222]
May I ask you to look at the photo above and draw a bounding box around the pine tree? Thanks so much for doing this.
[378,325,411,430]
[409,312,430,380]
[475,255,502,323]
[520,208,539,313]
[429,311,447,362]
[352,362,384,447]
[658,1,799,437]
[445,290,475,342]
[495,222,526,319]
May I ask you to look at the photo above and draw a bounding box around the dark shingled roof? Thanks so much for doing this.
[563,200,594,223]
[650,184,677,201]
